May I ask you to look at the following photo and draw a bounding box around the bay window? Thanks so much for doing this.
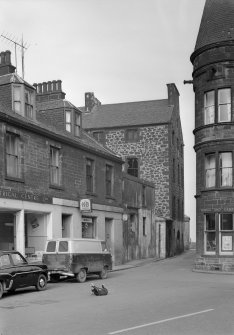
[204,213,216,253]
[218,88,231,122]
[205,154,216,188]
[204,91,215,125]
[219,152,232,187]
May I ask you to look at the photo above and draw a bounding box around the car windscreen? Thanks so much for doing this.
[46,241,56,252]
[58,241,68,252]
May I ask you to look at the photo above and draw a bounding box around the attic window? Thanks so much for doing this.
[13,84,35,119]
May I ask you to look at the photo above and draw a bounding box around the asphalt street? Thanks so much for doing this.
[1,250,234,335]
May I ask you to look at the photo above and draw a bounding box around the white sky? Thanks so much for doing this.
[0,0,206,241]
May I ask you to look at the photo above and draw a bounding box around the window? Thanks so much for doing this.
[219,213,233,253]
[65,111,71,132]
[13,86,21,114]
[50,146,61,186]
[127,158,138,177]
[6,132,22,179]
[143,217,146,236]
[204,213,216,253]
[86,159,94,193]
[93,131,105,144]
[82,217,96,238]
[58,241,68,252]
[219,152,232,187]
[106,164,113,197]
[46,241,56,252]
[218,88,231,122]
[11,253,26,265]
[74,113,81,137]
[13,85,35,118]
[0,254,11,267]
[205,154,216,188]
[125,129,139,142]
[25,89,34,118]
[204,91,215,125]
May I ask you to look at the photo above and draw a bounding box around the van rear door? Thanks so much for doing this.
[43,240,70,272]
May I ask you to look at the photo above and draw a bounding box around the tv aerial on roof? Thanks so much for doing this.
[0,32,30,79]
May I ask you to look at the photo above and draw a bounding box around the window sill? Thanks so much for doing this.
[86,191,97,197]
[105,195,115,200]
[49,184,64,191]
[5,176,24,183]
[201,187,234,193]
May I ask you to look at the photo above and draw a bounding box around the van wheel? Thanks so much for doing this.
[35,274,47,291]
[0,282,3,299]
[99,267,108,279]
[76,269,87,283]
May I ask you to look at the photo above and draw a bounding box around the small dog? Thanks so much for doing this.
[91,283,108,296]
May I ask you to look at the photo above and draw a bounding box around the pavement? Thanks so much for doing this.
[112,257,161,272]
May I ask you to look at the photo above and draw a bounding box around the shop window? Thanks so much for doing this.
[219,152,232,187]
[204,90,215,125]
[218,88,231,122]
[82,217,96,238]
[125,129,139,142]
[74,112,81,137]
[127,157,138,177]
[65,111,71,132]
[50,146,62,186]
[86,158,95,193]
[204,213,216,254]
[219,213,234,253]
[106,164,113,197]
[6,132,22,179]
[205,154,216,188]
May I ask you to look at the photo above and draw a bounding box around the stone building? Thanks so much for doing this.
[82,83,185,258]
[0,49,156,265]
[190,0,234,271]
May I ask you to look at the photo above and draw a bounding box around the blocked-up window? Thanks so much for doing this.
[125,129,139,142]
[86,159,94,193]
[106,164,113,197]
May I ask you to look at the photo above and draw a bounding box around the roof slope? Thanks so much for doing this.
[81,99,172,130]
[195,0,234,51]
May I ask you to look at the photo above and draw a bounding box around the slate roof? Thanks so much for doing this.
[81,99,173,130]
[0,101,121,161]
[195,0,234,51]
[0,73,35,89]
[36,99,79,110]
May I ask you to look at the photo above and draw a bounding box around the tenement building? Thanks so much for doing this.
[82,84,185,258]
[191,0,234,271]
[0,50,156,265]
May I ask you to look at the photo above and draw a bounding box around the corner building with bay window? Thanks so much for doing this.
[191,0,234,270]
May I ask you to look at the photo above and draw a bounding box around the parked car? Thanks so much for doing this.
[42,238,112,283]
[0,250,48,299]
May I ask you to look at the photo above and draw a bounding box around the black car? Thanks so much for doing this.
[0,250,48,299]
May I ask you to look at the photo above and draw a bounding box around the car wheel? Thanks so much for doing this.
[0,282,3,299]
[35,274,47,291]
[75,269,87,283]
[99,267,108,279]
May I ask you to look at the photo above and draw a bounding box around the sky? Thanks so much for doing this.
[0,0,206,241]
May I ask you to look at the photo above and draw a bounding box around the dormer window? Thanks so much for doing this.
[65,111,71,132]
[74,112,81,137]
[12,84,35,119]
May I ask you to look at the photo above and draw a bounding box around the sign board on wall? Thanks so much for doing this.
[222,236,233,251]
[80,199,92,212]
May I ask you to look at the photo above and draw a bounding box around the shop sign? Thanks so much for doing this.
[123,214,128,221]
[80,199,92,212]
[0,189,52,204]
[82,217,93,223]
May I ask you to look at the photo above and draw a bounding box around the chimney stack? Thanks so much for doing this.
[85,92,101,112]
[33,80,66,102]
[0,50,16,76]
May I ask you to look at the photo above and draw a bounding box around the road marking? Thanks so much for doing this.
[108,309,214,334]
